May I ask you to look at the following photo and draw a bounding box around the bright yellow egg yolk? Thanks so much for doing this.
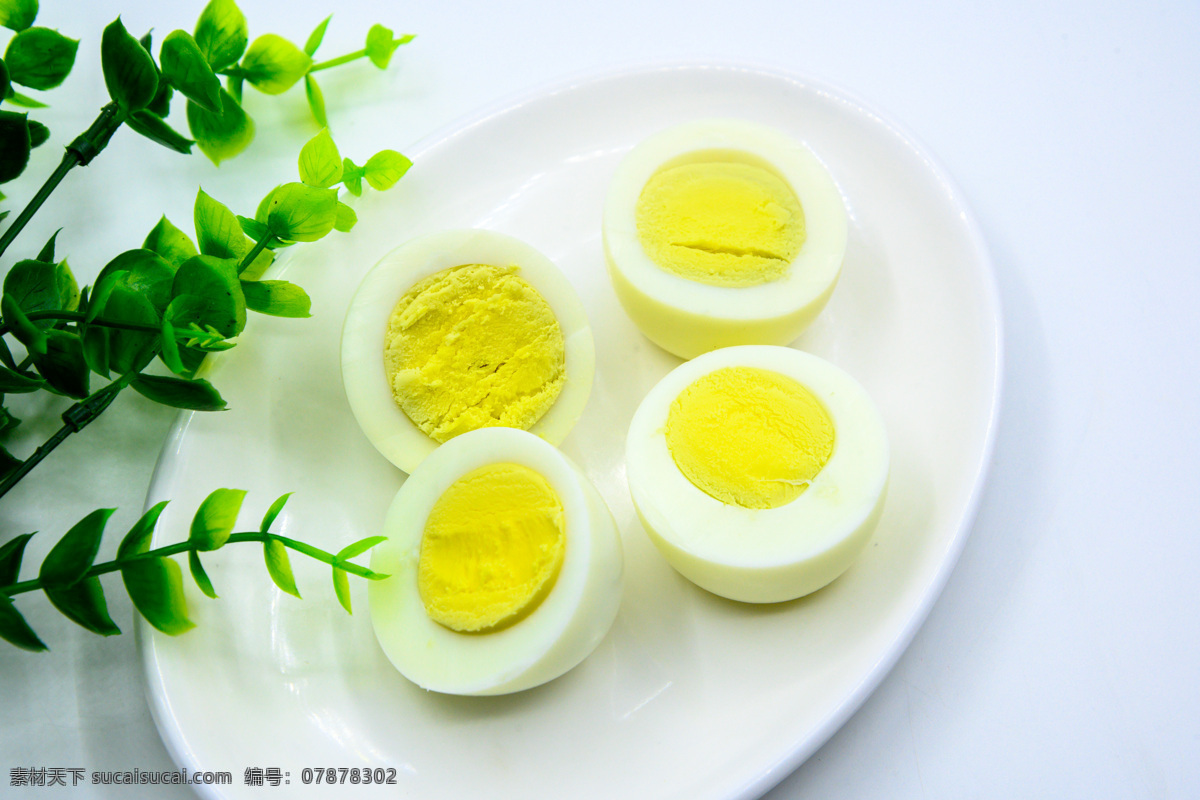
[385,264,566,443]
[418,463,566,633]
[665,366,834,509]
[635,156,806,287]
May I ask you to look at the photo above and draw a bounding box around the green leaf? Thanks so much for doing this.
[0,109,31,183]
[263,538,300,598]
[0,0,38,32]
[0,405,22,435]
[240,34,310,95]
[188,487,246,551]
[194,188,247,260]
[27,117,47,147]
[32,329,88,398]
[188,550,217,598]
[3,257,79,325]
[0,531,35,585]
[115,501,194,635]
[226,72,242,103]
[44,577,120,635]
[334,202,356,233]
[304,15,331,56]
[146,80,173,119]
[186,88,254,166]
[0,57,9,99]
[336,535,386,561]
[80,320,109,376]
[130,373,226,411]
[125,109,194,154]
[122,556,194,635]
[99,283,159,376]
[332,567,350,613]
[38,508,114,586]
[5,90,45,108]
[364,24,407,69]
[263,183,337,242]
[117,500,168,558]
[0,441,21,477]
[0,364,42,392]
[35,227,57,262]
[171,255,246,337]
[4,27,77,90]
[236,215,269,242]
[260,492,291,532]
[2,293,46,355]
[363,150,411,191]
[298,128,341,188]
[254,185,280,223]
[101,18,158,112]
[303,74,326,128]
[240,279,311,318]
[340,158,363,196]
[158,316,184,376]
[143,216,198,269]
[94,249,174,314]
[160,30,221,113]
[194,0,247,71]
[0,593,47,651]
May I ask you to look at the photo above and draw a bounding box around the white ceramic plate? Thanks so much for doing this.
[141,62,1000,800]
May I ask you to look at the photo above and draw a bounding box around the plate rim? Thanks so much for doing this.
[138,58,1004,800]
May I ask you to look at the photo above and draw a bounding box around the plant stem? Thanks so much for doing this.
[0,311,227,344]
[238,230,275,274]
[0,379,125,500]
[0,530,384,597]
[0,103,124,259]
[308,49,367,72]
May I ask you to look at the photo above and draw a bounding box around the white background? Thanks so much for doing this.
[2,1,1198,798]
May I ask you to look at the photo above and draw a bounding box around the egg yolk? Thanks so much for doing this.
[665,366,834,509]
[635,155,806,288]
[385,264,566,443]
[418,463,566,633]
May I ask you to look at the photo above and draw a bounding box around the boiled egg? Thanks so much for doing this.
[603,119,847,359]
[625,345,888,603]
[342,229,595,474]
[368,426,624,695]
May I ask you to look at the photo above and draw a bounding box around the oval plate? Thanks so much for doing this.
[142,62,1001,800]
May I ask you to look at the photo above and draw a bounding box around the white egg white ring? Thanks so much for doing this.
[626,345,889,603]
[341,229,596,475]
[603,119,848,322]
[368,427,624,696]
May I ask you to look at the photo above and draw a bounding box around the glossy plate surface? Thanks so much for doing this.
[142,62,1001,800]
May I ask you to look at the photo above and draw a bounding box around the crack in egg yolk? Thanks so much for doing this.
[635,157,806,287]
[418,463,567,633]
[385,264,566,443]
[665,366,834,509]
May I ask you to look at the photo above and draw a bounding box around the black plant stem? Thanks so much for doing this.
[0,379,125,500]
[0,103,124,259]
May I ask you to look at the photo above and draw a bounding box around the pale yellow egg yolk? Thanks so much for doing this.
[635,156,806,287]
[418,463,566,633]
[385,264,565,443]
[665,366,834,509]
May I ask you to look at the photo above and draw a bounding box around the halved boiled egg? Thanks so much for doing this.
[368,427,623,695]
[603,119,847,359]
[342,229,595,474]
[626,345,888,603]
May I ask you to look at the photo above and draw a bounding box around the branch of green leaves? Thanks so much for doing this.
[0,126,410,490]
[0,0,413,194]
[0,487,389,652]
